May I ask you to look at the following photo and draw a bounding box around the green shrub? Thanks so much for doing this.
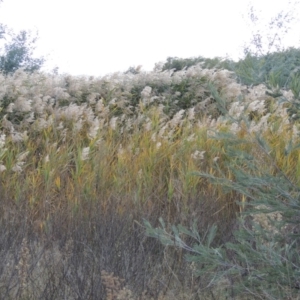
[144,103,300,299]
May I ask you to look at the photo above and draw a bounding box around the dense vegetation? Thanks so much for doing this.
[1,0,300,297]
[161,46,300,89]
[0,47,299,299]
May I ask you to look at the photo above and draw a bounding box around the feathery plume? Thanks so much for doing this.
[169,109,185,128]
[109,117,118,130]
[81,147,90,161]
[191,150,206,160]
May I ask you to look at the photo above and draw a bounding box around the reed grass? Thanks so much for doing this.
[0,66,299,298]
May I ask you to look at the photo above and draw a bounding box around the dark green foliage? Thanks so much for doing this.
[125,73,231,119]
[289,73,300,99]
[286,99,300,122]
[0,30,45,75]
[234,47,300,88]
[0,0,45,75]
[162,47,300,90]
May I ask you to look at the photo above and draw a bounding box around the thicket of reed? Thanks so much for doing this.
[0,62,299,298]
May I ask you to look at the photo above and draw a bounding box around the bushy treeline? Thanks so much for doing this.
[161,47,300,90]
